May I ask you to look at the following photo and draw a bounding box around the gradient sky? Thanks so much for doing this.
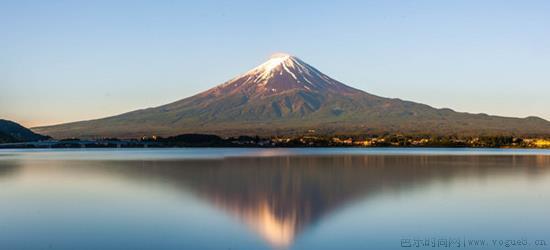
[1,0,549,127]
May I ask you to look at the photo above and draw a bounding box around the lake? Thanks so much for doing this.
[1,148,549,250]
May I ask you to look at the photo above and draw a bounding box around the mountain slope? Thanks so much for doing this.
[0,119,50,143]
[33,54,550,139]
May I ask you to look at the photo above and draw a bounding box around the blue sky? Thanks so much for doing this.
[1,0,549,127]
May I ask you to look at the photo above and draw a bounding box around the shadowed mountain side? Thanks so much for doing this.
[0,119,49,143]
[32,54,550,139]
[23,154,550,247]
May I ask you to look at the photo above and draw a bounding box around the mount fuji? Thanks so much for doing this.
[33,53,550,138]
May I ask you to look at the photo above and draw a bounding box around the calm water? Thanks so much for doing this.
[1,148,549,250]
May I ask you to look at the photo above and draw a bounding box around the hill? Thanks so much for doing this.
[0,119,50,143]
[33,54,550,139]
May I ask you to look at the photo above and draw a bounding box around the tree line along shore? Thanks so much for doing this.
[1,134,550,149]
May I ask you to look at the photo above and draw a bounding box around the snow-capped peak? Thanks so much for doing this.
[215,53,356,96]
[258,53,293,72]
[269,52,292,59]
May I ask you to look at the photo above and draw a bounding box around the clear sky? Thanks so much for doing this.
[1,0,549,127]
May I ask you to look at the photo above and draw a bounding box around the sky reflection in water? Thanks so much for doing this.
[0,149,549,250]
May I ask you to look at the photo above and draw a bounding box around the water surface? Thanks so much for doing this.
[0,148,549,249]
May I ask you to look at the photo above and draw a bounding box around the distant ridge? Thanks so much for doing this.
[0,119,49,143]
[33,54,550,139]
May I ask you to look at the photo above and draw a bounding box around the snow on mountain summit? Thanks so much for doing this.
[255,53,293,73]
[212,53,358,97]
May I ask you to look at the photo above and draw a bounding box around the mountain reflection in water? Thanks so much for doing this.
[1,152,549,249]
[48,156,550,246]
